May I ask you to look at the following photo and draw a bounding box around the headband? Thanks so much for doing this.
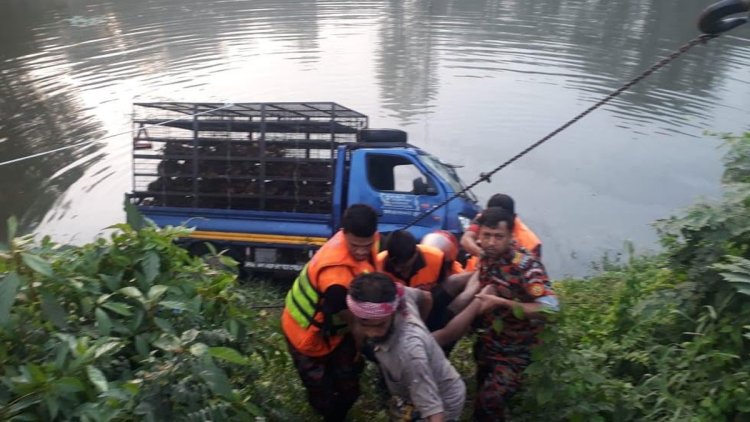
[346,282,404,319]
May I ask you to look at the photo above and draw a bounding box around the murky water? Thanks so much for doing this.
[1,0,749,277]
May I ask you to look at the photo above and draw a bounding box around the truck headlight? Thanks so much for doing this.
[458,215,471,232]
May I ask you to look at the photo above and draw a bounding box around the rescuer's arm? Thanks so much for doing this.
[418,289,433,321]
[318,267,358,327]
[473,294,550,319]
[460,230,483,257]
[447,271,480,314]
[475,257,559,320]
[432,285,494,346]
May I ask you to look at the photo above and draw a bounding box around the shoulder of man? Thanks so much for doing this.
[511,248,542,271]
[510,249,555,299]
[317,265,358,291]
[402,286,426,309]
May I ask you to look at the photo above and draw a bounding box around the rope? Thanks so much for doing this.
[0,103,236,168]
[403,33,719,230]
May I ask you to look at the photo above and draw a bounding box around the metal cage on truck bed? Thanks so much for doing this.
[129,102,368,214]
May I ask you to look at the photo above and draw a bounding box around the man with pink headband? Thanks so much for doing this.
[348,272,491,421]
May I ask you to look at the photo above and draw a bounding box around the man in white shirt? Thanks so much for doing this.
[348,272,489,421]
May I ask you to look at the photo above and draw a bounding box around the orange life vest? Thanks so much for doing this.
[449,260,465,275]
[376,244,445,290]
[514,217,541,257]
[281,230,377,357]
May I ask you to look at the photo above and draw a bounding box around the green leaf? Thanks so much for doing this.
[189,295,203,313]
[21,253,54,277]
[134,334,149,356]
[53,377,85,393]
[100,273,122,292]
[492,318,504,334]
[28,363,46,383]
[160,300,190,312]
[7,215,18,243]
[0,272,21,325]
[208,347,250,366]
[154,317,175,334]
[228,319,239,338]
[101,301,133,317]
[190,342,209,356]
[124,199,146,230]
[723,273,750,285]
[86,365,108,392]
[45,395,60,420]
[123,380,140,395]
[181,329,200,344]
[118,287,144,301]
[153,334,182,352]
[7,393,42,414]
[54,343,69,370]
[147,285,169,302]
[41,291,69,329]
[131,309,146,332]
[512,304,525,320]
[536,385,553,405]
[95,308,112,336]
[141,252,160,284]
[93,341,122,359]
[199,362,235,399]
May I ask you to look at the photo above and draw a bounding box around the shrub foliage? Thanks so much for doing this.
[0,216,282,421]
[513,132,750,421]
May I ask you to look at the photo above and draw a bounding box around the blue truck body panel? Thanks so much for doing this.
[141,207,334,240]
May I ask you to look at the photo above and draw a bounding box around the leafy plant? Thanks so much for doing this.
[512,132,750,421]
[0,209,280,420]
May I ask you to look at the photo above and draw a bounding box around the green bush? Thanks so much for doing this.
[513,132,750,421]
[0,214,282,421]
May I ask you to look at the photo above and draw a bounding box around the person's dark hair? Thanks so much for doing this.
[349,272,396,303]
[342,204,378,237]
[386,230,417,264]
[487,193,515,215]
[477,207,515,231]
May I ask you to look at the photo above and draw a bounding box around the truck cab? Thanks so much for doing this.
[344,143,477,240]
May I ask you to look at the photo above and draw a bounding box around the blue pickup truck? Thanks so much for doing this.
[128,102,479,274]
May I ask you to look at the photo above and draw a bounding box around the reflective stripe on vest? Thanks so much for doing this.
[285,264,322,329]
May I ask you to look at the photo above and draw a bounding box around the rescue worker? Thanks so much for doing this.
[280,204,379,421]
[461,193,542,271]
[348,272,498,421]
[469,207,559,421]
[420,230,465,275]
[376,231,466,334]
[377,230,449,291]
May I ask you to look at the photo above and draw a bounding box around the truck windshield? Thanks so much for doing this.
[419,152,477,201]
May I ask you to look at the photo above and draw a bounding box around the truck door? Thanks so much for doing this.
[347,149,446,237]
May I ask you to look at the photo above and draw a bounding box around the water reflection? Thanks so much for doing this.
[0,0,104,241]
[0,0,748,276]
[375,0,440,123]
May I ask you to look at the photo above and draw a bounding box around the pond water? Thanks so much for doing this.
[1,0,749,277]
